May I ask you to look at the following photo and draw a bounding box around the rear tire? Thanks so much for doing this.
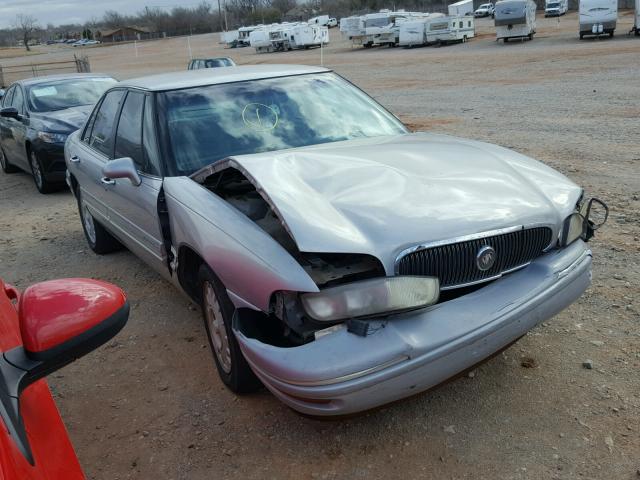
[198,264,262,394]
[29,149,58,194]
[0,147,18,173]
[78,191,122,254]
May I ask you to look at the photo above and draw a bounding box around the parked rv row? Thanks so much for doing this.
[220,22,329,52]
[494,0,629,42]
[340,9,476,48]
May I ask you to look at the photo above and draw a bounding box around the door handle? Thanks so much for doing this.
[69,155,80,163]
[101,177,116,186]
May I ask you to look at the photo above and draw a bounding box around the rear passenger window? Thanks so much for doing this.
[114,91,144,168]
[90,90,125,157]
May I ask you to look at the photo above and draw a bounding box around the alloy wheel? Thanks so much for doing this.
[30,151,43,189]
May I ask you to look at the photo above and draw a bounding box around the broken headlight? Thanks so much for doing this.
[300,276,439,323]
[560,197,609,247]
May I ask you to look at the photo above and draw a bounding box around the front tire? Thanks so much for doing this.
[198,264,261,394]
[29,149,57,194]
[78,191,122,254]
[0,147,18,173]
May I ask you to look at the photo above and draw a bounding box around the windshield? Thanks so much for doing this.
[365,17,390,28]
[28,77,116,112]
[159,73,407,176]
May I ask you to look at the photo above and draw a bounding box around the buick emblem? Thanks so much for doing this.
[476,245,496,271]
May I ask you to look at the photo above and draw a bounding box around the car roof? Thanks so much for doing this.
[15,73,115,87]
[118,65,331,92]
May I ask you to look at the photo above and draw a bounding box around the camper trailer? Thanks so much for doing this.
[309,15,330,26]
[238,26,259,47]
[249,26,275,52]
[544,0,568,16]
[425,15,475,44]
[219,30,239,47]
[340,15,366,41]
[361,11,427,47]
[448,0,474,16]
[579,0,617,38]
[494,0,537,42]
[399,14,445,47]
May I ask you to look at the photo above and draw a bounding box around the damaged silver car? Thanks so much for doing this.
[65,65,607,415]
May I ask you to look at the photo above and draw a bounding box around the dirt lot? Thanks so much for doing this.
[1,11,639,480]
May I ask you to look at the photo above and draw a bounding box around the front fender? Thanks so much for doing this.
[163,177,319,312]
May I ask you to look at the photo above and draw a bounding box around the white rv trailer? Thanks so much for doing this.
[426,15,476,44]
[249,25,276,52]
[494,0,537,42]
[238,26,259,47]
[271,23,329,51]
[219,30,239,47]
[448,0,474,16]
[360,11,428,47]
[309,15,330,26]
[398,14,447,47]
[544,0,568,16]
[340,15,364,37]
[579,0,617,38]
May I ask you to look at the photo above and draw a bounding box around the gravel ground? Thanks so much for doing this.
[0,12,639,480]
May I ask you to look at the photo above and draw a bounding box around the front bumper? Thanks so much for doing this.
[234,241,592,416]
[33,141,66,183]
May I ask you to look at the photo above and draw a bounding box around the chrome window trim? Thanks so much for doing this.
[393,223,557,277]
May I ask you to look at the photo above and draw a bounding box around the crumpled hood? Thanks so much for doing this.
[30,105,92,133]
[196,133,581,274]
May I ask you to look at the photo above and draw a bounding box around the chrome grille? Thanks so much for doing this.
[396,227,553,290]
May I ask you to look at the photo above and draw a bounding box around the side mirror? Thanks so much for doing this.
[102,157,141,186]
[0,107,19,119]
[0,278,128,464]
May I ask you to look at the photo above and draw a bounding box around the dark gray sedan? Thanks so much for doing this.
[0,73,116,193]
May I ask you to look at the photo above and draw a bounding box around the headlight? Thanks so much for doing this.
[300,276,439,323]
[37,131,68,144]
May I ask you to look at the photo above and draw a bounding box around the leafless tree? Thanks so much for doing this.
[14,14,39,51]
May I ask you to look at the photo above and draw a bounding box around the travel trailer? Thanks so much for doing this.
[494,0,537,42]
[309,15,330,26]
[361,11,427,47]
[544,0,568,16]
[340,15,365,41]
[249,26,274,52]
[579,0,617,38]
[448,0,474,16]
[400,14,475,47]
[250,22,329,53]
[219,30,239,47]
[398,14,444,47]
[426,15,475,44]
[238,26,259,46]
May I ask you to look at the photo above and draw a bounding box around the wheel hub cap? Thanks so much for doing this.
[204,282,232,373]
[82,204,96,244]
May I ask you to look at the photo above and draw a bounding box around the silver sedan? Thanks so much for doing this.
[65,65,607,415]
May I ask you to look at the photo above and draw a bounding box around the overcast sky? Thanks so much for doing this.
[0,1,203,29]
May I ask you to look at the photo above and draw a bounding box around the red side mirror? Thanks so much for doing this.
[18,278,127,360]
[1,278,129,465]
